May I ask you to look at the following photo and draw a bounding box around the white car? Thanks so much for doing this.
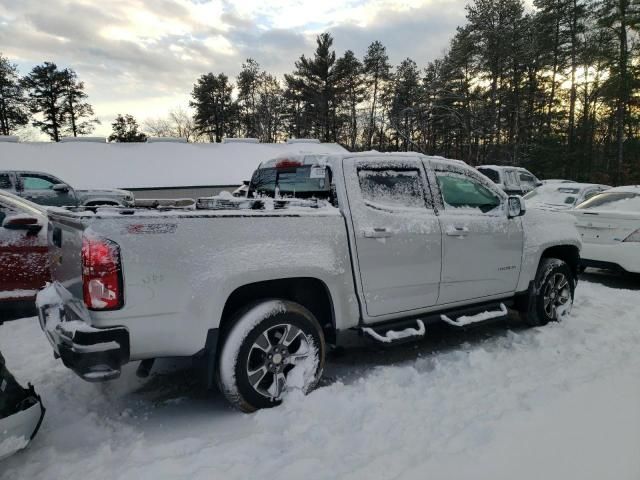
[477,165,542,195]
[571,186,640,273]
[524,183,610,211]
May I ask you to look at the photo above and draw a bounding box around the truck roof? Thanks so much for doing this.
[256,151,468,170]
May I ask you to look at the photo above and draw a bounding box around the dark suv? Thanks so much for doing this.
[0,170,134,208]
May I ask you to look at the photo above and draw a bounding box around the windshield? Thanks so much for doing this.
[524,186,581,207]
[575,192,640,212]
[248,164,331,199]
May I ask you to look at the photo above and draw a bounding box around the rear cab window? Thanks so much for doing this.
[248,157,332,200]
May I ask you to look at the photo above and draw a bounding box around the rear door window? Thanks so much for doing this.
[358,169,428,210]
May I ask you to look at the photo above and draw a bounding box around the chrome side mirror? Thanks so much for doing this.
[507,196,526,218]
[2,215,43,234]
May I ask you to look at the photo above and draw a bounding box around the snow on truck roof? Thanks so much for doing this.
[257,151,467,169]
[0,141,347,190]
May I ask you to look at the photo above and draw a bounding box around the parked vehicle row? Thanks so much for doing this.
[523,183,611,211]
[570,186,640,274]
[0,170,134,208]
[476,165,542,195]
[0,190,49,320]
[36,152,582,412]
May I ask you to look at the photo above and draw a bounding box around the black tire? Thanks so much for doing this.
[217,299,325,413]
[521,258,576,327]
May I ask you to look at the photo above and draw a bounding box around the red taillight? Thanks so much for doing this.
[82,236,123,310]
[275,159,303,169]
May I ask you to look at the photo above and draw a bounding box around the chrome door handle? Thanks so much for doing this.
[446,225,469,237]
[363,227,393,238]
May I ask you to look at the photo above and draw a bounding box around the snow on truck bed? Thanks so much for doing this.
[1,278,639,480]
[49,197,341,220]
[0,141,347,190]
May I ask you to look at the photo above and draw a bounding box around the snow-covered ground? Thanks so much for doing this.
[1,276,639,479]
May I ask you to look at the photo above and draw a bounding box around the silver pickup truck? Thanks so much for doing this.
[37,152,581,412]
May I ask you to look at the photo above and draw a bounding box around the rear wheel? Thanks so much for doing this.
[217,299,325,412]
[521,258,575,326]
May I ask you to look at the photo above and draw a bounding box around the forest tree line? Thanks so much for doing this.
[0,0,638,184]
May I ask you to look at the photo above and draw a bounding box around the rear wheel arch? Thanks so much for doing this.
[219,277,337,347]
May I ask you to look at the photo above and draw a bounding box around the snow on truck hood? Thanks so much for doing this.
[0,142,348,191]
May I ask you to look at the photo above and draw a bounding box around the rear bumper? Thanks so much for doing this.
[580,242,640,274]
[36,282,130,382]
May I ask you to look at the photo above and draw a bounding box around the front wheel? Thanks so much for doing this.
[521,258,575,327]
[217,300,325,412]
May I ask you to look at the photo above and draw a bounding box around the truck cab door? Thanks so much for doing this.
[343,156,442,319]
[429,162,524,305]
[17,173,77,207]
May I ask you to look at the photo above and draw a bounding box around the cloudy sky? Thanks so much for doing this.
[0,0,467,136]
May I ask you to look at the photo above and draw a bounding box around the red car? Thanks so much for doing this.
[0,190,49,321]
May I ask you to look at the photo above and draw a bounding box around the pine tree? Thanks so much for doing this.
[190,73,235,143]
[466,0,526,155]
[0,54,28,136]
[255,73,285,143]
[598,0,640,184]
[363,41,392,149]
[108,114,147,142]
[237,58,261,138]
[23,62,67,142]
[286,33,338,142]
[390,58,422,151]
[62,68,99,137]
[335,50,365,150]
[237,60,285,142]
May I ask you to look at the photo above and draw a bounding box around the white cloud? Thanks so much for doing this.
[0,0,467,136]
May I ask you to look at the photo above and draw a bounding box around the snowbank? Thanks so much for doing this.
[1,279,639,479]
[0,141,347,190]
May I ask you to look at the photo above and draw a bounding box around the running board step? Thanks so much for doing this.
[440,303,508,327]
[362,320,426,344]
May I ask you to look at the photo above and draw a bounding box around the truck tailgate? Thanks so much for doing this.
[47,211,86,300]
